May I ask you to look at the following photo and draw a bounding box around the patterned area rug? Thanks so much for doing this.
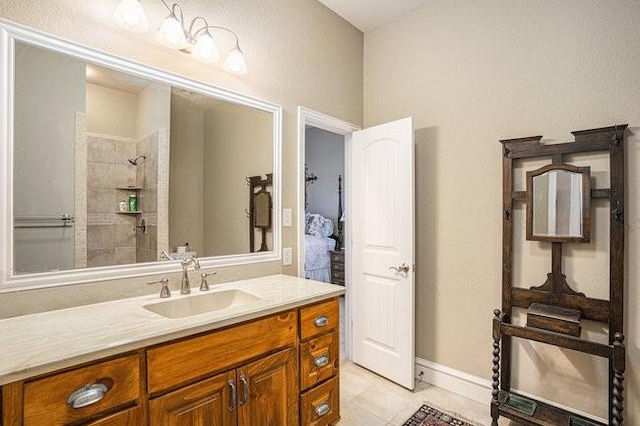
[402,404,474,426]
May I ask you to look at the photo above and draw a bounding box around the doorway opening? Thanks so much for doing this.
[297,107,359,360]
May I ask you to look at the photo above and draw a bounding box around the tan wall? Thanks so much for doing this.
[203,104,273,256]
[364,0,640,421]
[13,42,85,274]
[169,98,205,253]
[0,0,362,315]
[86,83,138,138]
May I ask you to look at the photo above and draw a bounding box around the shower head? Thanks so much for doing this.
[128,155,146,165]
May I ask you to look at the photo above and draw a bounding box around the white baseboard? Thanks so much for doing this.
[414,357,492,404]
[414,357,607,424]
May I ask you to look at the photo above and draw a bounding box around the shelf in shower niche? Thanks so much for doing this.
[116,211,142,214]
[116,186,142,190]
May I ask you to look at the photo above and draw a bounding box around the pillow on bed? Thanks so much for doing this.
[306,213,334,238]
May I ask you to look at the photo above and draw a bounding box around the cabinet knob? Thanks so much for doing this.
[314,315,329,327]
[314,354,330,367]
[66,383,109,409]
[315,401,330,417]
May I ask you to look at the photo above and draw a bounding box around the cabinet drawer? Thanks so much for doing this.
[147,310,297,395]
[300,299,339,341]
[331,270,345,281]
[300,331,339,391]
[330,252,344,264]
[300,376,340,426]
[86,406,141,425]
[331,262,344,272]
[23,354,140,425]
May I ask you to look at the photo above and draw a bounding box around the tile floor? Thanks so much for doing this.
[337,296,507,426]
[336,359,496,426]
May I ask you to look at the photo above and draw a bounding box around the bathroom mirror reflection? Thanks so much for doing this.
[13,41,275,275]
[526,165,591,243]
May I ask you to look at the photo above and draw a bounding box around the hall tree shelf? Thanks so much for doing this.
[490,125,627,426]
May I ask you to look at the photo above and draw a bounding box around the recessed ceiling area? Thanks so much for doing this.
[317,0,429,33]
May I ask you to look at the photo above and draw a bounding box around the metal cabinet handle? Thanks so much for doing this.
[239,375,249,405]
[389,263,410,274]
[315,401,330,417]
[314,354,330,367]
[314,315,329,327]
[228,379,237,411]
[67,383,109,409]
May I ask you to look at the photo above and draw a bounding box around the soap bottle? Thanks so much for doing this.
[128,194,138,212]
[119,200,127,212]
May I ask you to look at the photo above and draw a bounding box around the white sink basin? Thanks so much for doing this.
[144,289,262,319]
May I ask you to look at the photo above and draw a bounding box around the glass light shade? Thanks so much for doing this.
[192,33,220,63]
[113,0,149,33]
[223,47,248,75]
[156,15,188,49]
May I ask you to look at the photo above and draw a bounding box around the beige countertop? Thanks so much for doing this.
[0,274,344,386]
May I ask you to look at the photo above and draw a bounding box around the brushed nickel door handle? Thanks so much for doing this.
[228,379,237,411]
[389,263,410,273]
[239,375,249,405]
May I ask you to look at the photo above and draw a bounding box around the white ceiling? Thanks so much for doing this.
[317,0,429,33]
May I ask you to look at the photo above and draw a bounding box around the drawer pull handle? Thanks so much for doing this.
[239,375,249,405]
[314,354,330,367]
[228,379,237,411]
[315,401,331,417]
[67,383,109,409]
[314,315,329,327]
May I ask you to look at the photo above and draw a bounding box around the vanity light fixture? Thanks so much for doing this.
[113,0,247,75]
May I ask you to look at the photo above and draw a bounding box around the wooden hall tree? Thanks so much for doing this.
[491,125,628,425]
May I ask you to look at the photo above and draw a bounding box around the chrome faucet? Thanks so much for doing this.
[180,257,201,294]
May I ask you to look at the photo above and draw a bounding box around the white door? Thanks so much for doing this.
[351,117,415,389]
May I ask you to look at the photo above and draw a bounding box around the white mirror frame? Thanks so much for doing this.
[0,20,282,291]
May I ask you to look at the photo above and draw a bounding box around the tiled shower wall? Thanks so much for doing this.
[136,131,158,263]
[86,134,138,267]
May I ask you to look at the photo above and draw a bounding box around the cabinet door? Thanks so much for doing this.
[149,370,236,426]
[237,347,298,426]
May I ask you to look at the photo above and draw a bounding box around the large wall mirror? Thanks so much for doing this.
[526,164,591,243]
[0,22,281,289]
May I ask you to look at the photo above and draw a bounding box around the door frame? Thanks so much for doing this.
[297,106,360,360]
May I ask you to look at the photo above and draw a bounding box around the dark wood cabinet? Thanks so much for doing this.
[329,250,345,286]
[491,125,627,426]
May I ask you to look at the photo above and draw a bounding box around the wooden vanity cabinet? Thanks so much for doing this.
[1,297,341,426]
[298,298,340,426]
[148,311,299,426]
[148,347,298,426]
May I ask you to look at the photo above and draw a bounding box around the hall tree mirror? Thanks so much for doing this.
[0,22,282,289]
[526,164,591,243]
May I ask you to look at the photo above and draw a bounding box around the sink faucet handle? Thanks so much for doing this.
[199,271,217,292]
[148,278,171,298]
